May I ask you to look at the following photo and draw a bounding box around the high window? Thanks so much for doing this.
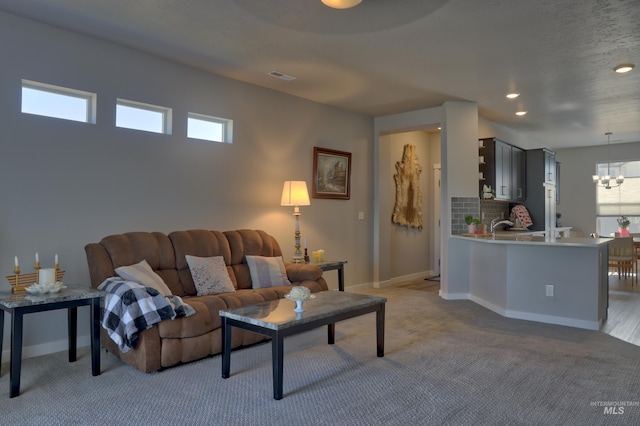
[187,112,233,143]
[21,80,96,123]
[116,99,172,134]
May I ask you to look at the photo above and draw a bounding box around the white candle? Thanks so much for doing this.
[35,252,39,263]
[15,256,19,267]
[39,268,56,285]
[55,254,58,265]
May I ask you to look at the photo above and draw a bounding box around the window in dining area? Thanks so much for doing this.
[596,160,640,236]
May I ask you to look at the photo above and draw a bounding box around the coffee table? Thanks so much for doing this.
[220,291,386,400]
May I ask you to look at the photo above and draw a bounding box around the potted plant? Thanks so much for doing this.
[465,215,481,234]
[617,216,630,237]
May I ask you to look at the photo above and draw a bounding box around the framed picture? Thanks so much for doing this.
[312,147,351,200]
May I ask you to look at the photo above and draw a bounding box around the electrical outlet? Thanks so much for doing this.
[358,211,365,220]
[545,285,554,297]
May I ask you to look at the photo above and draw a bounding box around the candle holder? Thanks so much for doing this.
[304,248,310,264]
[13,265,20,287]
[6,266,65,293]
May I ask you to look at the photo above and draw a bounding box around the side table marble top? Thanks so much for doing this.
[0,284,102,308]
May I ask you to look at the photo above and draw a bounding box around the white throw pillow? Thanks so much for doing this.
[115,259,172,297]
[185,255,236,296]
[245,255,292,288]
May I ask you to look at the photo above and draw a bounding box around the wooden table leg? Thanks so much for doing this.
[90,298,101,376]
[376,304,385,357]
[221,317,231,379]
[10,310,24,398]
[68,307,77,362]
[327,323,335,344]
[272,332,284,400]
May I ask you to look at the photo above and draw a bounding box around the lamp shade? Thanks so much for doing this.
[281,181,310,206]
[321,0,362,9]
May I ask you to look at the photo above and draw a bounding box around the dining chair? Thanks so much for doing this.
[608,237,637,284]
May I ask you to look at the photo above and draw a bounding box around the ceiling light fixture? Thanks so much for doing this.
[614,64,635,74]
[506,93,520,99]
[515,111,527,116]
[321,0,363,9]
[592,132,624,189]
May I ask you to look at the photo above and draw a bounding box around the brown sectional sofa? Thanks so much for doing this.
[85,229,328,372]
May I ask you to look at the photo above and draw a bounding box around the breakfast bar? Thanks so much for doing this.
[447,234,612,330]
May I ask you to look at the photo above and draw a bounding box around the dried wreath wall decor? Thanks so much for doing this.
[392,144,423,229]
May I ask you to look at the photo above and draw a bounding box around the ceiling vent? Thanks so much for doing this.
[268,71,296,81]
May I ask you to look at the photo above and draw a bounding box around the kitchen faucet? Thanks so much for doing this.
[490,217,514,234]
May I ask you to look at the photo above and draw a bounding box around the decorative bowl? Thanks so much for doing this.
[25,282,66,294]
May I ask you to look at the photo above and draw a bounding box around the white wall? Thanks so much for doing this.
[0,11,373,360]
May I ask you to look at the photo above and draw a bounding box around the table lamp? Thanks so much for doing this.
[281,181,310,263]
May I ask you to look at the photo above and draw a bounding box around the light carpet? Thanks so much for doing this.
[1,286,639,425]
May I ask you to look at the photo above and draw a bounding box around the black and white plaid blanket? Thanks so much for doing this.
[98,277,195,353]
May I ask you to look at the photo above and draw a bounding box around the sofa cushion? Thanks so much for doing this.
[245,255,291,288]
[185,255,236,296]
[115,259,173,297]
[169,230,232,296]
[225,230,283,289]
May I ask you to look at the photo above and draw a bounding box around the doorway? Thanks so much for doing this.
[432,164,441,276]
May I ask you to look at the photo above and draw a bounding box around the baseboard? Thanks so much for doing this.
[469,294,600,331]
[389,270,434,286]
[344,282,374,292]
[1,335,91,364]
[439,291,469,300]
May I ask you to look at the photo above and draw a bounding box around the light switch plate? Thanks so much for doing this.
[545,284,554,297]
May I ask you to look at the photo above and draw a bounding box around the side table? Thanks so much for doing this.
[0,285,103,397]
[315,260,347,291]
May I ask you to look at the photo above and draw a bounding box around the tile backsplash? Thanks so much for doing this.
[451,197,479,235]
[451,197,510,235]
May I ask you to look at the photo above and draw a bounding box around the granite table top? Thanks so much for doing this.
[0,284,103,308]
[219,290,386,331]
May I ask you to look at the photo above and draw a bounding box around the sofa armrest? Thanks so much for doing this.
[285,263,323,282]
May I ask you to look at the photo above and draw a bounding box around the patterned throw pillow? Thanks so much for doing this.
[115,259,173,297]
[245,255,292,288]
[185,255,236,296]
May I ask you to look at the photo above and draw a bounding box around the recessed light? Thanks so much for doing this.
[515,111,527,116]
[321,0,363,9]
[506,93,520,99]
[614,64,635,73]
[267,70,296,81]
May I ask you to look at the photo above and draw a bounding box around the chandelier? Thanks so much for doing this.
[592,132,624,189]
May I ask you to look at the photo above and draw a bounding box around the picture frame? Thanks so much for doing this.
[312,147,351,200]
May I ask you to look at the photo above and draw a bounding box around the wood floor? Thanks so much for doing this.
[393,273,640,347]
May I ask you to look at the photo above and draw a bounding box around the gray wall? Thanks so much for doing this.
[555,141,640,235]
[0,11,374,359]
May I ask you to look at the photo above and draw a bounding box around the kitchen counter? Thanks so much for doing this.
[446,235,612,330]
[457,233,611,247]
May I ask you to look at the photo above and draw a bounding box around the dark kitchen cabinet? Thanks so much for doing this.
[525,148,556,231]
[479,137,526,202]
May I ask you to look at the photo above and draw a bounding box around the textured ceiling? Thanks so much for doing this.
[1,0,639,149]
